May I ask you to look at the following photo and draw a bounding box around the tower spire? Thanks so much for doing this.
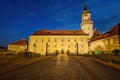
[83,4,87,11]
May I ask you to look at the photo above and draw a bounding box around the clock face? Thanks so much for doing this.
[83,14,90,20]
[83,16,88,20]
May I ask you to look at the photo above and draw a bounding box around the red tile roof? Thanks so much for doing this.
[32,30,87,35]
[9,38,27,45]
[89,23,120,42]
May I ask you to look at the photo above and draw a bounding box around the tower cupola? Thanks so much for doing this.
[80,4,93,38]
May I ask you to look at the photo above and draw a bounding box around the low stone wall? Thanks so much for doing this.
[91,58,120,70]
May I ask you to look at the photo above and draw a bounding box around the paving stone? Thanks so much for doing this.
[0,54,120,80]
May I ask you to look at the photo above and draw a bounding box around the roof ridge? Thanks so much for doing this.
[9,38,27,45]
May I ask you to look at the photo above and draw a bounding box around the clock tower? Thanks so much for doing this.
[80,4,93,38]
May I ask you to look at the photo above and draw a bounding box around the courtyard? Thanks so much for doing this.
[0,54,120,80]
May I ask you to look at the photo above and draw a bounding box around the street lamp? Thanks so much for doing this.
[76,43,78,56]
[46,43,48,56]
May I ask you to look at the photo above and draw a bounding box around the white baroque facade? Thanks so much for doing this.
[28,30,89,55]
[28,5,93,55]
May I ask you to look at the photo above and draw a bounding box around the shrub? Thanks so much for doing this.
[4,53,15,56]
[91,51,95,55]
[23,52,32,57]
[112,49,120,56]
[83,54,91,57]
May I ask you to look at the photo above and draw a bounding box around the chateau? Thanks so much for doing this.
[8,5,120,55]
[28,4,93,55]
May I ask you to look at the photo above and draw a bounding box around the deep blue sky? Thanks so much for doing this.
[0,0,120,47]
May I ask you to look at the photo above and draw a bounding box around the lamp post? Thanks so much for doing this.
[33,44,36,53]
[76,43,78,56]
[46,43,48,56]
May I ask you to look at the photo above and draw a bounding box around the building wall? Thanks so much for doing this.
[8,45,27,52]
[28,35,89,55]
[89,35,120,53]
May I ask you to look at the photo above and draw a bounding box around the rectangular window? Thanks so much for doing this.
[54,45,57,47]
[33,44,36,47]
[48,39,50,42]
[110,39,113,44]
[35,39,37,42]
[81,45,83,47]
[48,45,50,47]
[105,40,108,45]
[42,39,44,42]
[75,45,77,48]
[74,39,76,42]
[68,45,70,48]
[62,39,64,42]
[68,38,70,42]
[81,38,83,42]
[55,39,57,42]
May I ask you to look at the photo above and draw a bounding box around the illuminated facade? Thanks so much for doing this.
[89,24,120,53]
[28,5,93,55]
[28,30,89,55]
[8,4,120,55]
[8,38,27,52]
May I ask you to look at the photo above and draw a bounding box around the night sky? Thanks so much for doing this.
[0,0,120,47]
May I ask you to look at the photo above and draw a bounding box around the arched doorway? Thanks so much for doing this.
[61,49,64,54]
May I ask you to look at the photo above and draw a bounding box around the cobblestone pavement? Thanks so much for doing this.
[0,54,120,80]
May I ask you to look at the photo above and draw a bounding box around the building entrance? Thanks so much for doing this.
[61,49,64,54]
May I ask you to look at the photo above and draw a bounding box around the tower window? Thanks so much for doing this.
[85,14,87,16]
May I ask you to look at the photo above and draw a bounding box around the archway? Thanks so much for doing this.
[61,49,64,54]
